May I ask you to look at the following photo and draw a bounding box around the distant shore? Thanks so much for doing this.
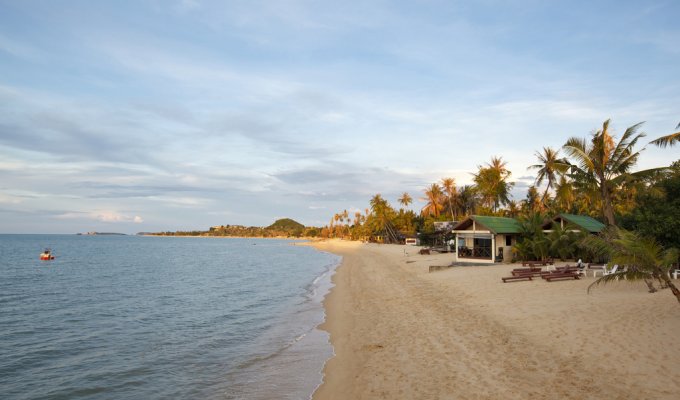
[310,240,680,399]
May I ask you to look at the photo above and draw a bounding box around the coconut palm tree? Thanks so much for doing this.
[458,185,478,216]
[398,192,413,209]
[649,122,680,148]
[440,177,458,221]
[488,156,510,177]
[421,183,444,217]
[583,228,680,305]
[528,147,570,206]
[523,185,542,214]
[553,175,575,212]
[504,200,520,218]
[473,157,513,213]
[563,119,650,226]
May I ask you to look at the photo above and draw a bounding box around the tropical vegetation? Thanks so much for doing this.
[318,119,679,303]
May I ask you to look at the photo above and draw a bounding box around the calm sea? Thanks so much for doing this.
[0,235,340,400]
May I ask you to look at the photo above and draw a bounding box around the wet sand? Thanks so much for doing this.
[311,240,680,400]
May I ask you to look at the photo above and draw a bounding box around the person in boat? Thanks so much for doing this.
[40,249,53,260]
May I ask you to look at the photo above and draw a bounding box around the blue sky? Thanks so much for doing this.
[1,0,678,233]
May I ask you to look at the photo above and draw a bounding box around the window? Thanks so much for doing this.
[505,235,512,246]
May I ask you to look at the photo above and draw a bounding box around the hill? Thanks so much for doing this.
[267,218,305,231]
[148,218,319,238]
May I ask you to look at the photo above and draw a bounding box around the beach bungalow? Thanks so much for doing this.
[452,216,522,264]
[541,213,606,234]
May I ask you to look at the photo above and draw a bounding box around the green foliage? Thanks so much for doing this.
[472,157,514,212]
[514,213,588,261]
[563,119,649,225]
[620,165,680,250]
[581,228,680,304]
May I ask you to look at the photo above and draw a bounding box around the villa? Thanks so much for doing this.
[452,216,522,264]
[452,213,606,264]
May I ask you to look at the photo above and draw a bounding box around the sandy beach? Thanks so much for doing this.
[311,240,680,400]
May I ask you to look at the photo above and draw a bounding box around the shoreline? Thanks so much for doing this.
[310,240,680,399]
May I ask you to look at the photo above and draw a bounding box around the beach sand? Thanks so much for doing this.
[311,240,680,400]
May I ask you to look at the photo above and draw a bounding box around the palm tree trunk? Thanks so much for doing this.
[659,274,680,304]
[541,176,553,207]
[448,198,454,221]
[643,279,657,293]
[600,179,617,226]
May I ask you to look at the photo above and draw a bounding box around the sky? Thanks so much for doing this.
[0,0,679,234]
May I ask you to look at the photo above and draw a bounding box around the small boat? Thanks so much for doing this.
[40,249,55,260]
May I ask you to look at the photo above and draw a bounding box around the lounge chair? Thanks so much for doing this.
[541,266,581,281]
[511,267,543,276]
[601,264,623,280]
[603,264,618,276]
[502,274,533,283]
[543,271,580,281]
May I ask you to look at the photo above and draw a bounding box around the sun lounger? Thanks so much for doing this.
[521,261,548,267]
[511,267,543,276]
[502,274,533,283]
[544,272,580,282]
[542,266,580,280]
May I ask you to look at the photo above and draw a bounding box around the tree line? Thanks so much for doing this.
[322,119,680,249]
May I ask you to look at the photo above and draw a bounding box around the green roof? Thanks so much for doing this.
[454,215,522,234]
[557,214,606,233]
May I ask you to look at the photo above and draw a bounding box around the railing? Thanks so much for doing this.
[458,246,492,259]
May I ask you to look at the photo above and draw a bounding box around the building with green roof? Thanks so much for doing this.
[452,215,522,263]
[541,213,606,233]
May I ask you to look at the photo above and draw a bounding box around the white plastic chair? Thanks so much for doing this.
[591,264,605,278]
[672,269,680,279]
[603,264,619,279]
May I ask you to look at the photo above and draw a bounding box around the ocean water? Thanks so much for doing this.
[0,235,340,400]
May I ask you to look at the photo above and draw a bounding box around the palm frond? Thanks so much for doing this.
[609,122,645,175]
[563,137,594,172]
[650,131,680,148]
[626,167,670,180]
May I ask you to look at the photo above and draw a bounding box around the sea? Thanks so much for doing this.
[0,234,341,400]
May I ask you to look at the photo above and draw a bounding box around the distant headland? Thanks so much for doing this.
[77,232,127,236]
[143,218,321,238]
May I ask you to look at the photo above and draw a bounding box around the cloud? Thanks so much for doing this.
[55,211,144,223]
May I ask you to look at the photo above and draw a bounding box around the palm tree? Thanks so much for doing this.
[488,156,510,177]
[583,228,680,305]
[523,185,542,213]
[553,175,575,212]
[421,183,444,217]
[458,185,478,216]
[563,119,649,226]
[649,122,680,148]
[440,177,458,221]
[504,200,520,218]
[473,156,514,212]
[528,147,569,206]
[398,192,412,209]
